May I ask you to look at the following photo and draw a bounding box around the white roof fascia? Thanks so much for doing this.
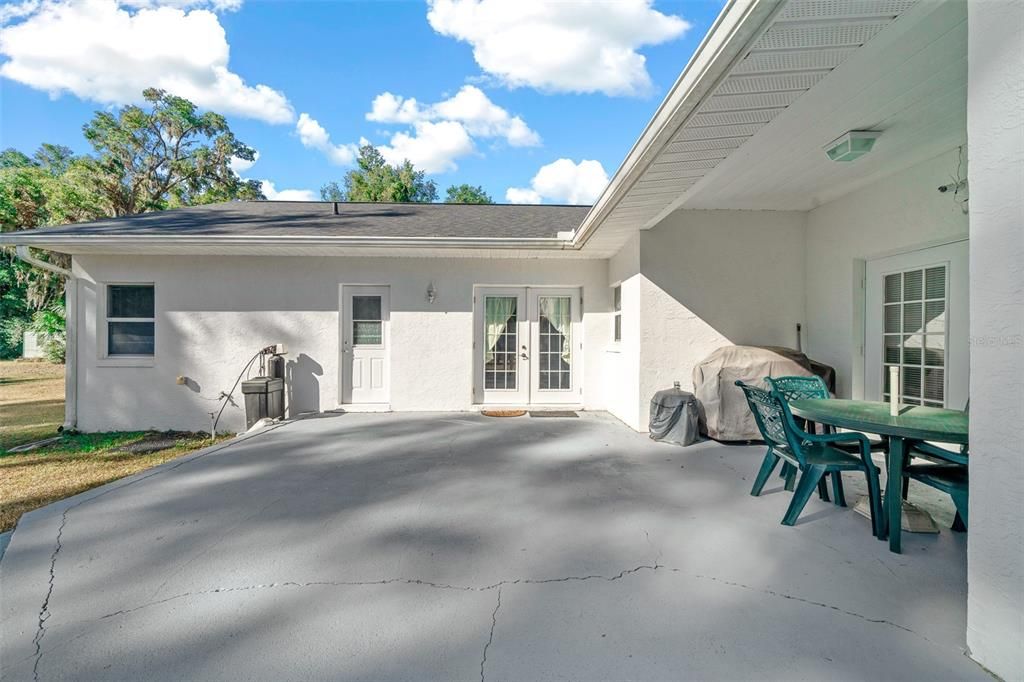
[570,0,785,249]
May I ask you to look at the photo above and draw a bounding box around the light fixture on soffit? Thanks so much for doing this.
[824,130,882,162]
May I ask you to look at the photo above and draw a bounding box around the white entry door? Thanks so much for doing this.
[474,287,581,405]
[341,285,390,404]
[865,241,968,409]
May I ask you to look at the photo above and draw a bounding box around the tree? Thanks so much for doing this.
[320,181,345,202]
[33,144,76,176]
[333,145,437,203]
[445,184,492,204]
[81,88,263,215]
[0,148,34,169]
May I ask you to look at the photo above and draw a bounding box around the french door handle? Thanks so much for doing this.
[520,352,529,360]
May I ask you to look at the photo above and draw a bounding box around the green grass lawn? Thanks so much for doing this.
[0,361,229,532]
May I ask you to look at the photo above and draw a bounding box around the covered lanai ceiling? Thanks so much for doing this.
[577,0,967,256]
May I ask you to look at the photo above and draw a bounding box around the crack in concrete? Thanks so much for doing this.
[480,587,501,682]
[24,423,295,680]
[693,574,930,642]
[31,506,69,682]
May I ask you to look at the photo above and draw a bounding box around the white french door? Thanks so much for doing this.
[474,287,581,405]
[864,241,968,409]
[341,285,390,404]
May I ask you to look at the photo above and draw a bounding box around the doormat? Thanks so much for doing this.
[529,411,579,418]
[481,410,527,418]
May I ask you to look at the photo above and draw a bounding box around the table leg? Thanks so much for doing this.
[887,436,906,553]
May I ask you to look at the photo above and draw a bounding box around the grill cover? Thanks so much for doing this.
[649,386,700,446]
[692,346,834,441]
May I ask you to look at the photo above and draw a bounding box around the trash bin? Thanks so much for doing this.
[649,382,700,446]
[241,376,284,429]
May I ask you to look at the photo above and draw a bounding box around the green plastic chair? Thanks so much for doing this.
[766,375,889,451]
[906,441,969,531]
[735,381,884,536]
[765,375,887,504]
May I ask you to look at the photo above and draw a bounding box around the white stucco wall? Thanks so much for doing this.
[805,149,970,398]
[965,1,1024,677]
[606,209,807,431]
[71,254,610,433]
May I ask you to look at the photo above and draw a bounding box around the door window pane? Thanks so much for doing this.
[881,264,947,406]
[538,296,571,391]
[353,321,382,345]
[352,296,381,321]
[484,296,517,390]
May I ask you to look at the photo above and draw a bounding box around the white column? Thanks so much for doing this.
[966,1,1024,678]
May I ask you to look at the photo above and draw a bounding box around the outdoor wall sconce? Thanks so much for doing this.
[427,282,437,304]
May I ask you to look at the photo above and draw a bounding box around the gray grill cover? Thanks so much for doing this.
[649,387,700,446]
[692,345,832,441]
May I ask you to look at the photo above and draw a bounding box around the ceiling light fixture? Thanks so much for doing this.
[824,131,881,162]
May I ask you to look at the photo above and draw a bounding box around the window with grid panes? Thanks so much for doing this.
[882,265,948,406]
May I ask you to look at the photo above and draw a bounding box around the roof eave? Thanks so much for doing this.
[0,232,575,253]
[570,0,784,249]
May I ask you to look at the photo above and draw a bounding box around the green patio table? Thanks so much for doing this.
[789,399,969,553]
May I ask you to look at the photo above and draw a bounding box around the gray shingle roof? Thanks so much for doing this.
[20,201,590,240]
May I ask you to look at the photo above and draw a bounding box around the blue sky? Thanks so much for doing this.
[0,0,724,203]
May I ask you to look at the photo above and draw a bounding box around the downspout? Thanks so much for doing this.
[14,246,77,431]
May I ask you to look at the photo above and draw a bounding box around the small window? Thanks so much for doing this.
[612,285,622,343]
[352,295,383,346]
[107,284,154,356]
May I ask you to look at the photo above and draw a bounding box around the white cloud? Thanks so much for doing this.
[378,120,475,174]
[427,0,690,96]
[368,85,540,147]
[506,158,608,204]
[120,0,242,10]
[504,187,542,204]
[367,92,425,125]
[295,113,358,165]
[0,0,293,124]
[259,180,315,202]
[229,151,259,174]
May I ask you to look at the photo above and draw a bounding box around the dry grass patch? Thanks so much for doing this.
[0,431,231,532]
[1,361,231,532]
[0,360,66,452]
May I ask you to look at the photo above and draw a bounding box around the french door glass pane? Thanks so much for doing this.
[881,265,947,406]
[484,296,517,390]
[538,296,571,391]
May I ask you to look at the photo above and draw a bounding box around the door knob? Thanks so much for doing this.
[521,352,528,360]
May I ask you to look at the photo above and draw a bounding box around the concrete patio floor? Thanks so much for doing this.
[1,412,986,681]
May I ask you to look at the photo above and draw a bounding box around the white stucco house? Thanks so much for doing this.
[3,0,1021,677]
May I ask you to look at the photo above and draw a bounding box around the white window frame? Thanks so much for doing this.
[99,282,155,367]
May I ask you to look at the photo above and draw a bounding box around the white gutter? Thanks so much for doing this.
[15,245,71,276]
[2,233,575,252]
[570,0,784,249]
[13,245,77,430]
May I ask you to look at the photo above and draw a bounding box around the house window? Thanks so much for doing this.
[612,285,622,342]
[107,284,154,356]
[882,266,947,406]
